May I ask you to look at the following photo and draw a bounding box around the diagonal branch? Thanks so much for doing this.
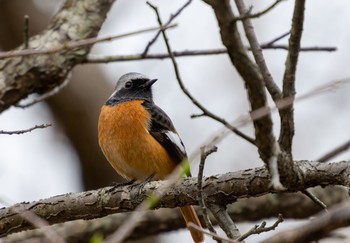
[317,139,350,162]
[142,0,192,56]
[235,0,282,101]
[234,0,285,21]
[151,1,255,145]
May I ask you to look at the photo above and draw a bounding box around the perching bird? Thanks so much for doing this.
[98,72,204,242]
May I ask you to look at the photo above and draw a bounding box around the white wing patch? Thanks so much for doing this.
[165,131,186,154]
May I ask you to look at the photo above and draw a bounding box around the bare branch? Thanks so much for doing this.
[235,0,285,190]
[188,223,237,243]
[2,186,347,242]
[279,0,306,154]
[208,204,241,239]
[189,78,350,162]
[317,139,350,162]
[0,24,176,60]
[262,202,350,243]
[238,214,284,241]
[263,45,336,52]
[230,0,284,101]
[0,196,64,243]
[302,189,328,212]
[0,0,117,113]
[234,0,285,21]
[153,1,255,145]
[0,124,51,135]
[142,0,192,56]
[198,146,221,242]
[1,160,349,237]
[261,31,290,47]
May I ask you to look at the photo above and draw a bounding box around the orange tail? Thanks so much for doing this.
[180,205,204,242]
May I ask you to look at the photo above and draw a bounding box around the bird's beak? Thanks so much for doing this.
[142,79,158,88]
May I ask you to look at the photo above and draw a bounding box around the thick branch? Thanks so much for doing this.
[1,186,348,242]
[1,160,349,236]
[0,0,116,112]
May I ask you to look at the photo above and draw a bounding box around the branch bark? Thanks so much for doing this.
[1,186,348,242]
[0,0,116,113]
[1,160,349,237]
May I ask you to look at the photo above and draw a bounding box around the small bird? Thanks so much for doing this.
[98,72,204,242]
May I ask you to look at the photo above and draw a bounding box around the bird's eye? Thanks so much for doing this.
[125,81,133,89]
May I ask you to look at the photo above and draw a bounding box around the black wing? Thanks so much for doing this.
[142,100,187,164]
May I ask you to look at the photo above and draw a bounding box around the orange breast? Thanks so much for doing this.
[98,100,176,180]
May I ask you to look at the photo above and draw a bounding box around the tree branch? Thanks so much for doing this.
[233,0,285,21]
[85,45,337,63]
[262,201,350,243]
[1,186,347,242]
[1,160,349,237]
[0,124,51,135]
[278,0,306,154]
[317,139,350,162]
[235,0,282,101]
[0,0,116,113]
[142,0,192,56]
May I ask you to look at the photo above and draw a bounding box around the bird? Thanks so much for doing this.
[98,72,204,242]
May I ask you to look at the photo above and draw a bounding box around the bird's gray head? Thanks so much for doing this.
[106,72,157,106]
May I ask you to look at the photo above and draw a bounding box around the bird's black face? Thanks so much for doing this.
[106,72,157,106]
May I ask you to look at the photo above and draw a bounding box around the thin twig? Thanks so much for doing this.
[151,1,255,146]
[142,0,193,56]
[234,0,285,21]
[302,189,328,212]
[238,214,284,241]
[198,146,220,242]
[262,31,290,47]
[317,139,350,162]
[0,124,51,135]
[0,24,176,60]
[188,223,238,243]
[86,45,337,63]
[23,15,29,49]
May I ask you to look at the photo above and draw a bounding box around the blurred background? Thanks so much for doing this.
[0,0,350,242]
